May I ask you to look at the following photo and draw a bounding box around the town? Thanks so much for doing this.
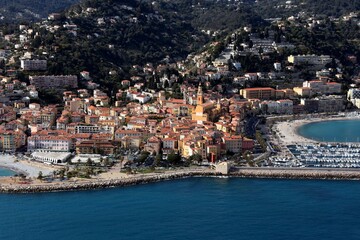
[0,5,360,180]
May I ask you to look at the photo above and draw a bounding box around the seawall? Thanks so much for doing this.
[230,167,360,180]
[2,167,360,193]
[0,171,220,194]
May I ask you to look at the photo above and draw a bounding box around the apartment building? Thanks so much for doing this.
[20,59,47,71]
[240,87,275,100]
[29,75,78,89]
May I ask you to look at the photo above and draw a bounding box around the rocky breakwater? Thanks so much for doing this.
[0,170,220,193]
[231,167,360,180]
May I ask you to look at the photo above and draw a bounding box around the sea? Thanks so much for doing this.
[2,119,360,239]
[298,119,360,142]
[0,168,15,176]
[1,177,360,240]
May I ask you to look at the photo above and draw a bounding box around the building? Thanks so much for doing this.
[144,136,161,154]
[31,151,71,164]
[76,140,116,155]
[29,75,78,89]
[27,135,72,152]
[0,130,26,152]
[240,87,275,100]
[348,88,360,100]
[162,138,178,155]
[114,129,143,141]
[75,124,100,134]
[191,84,217,123]
[260,100,293,115]
[274,62,281,71]
[293,87,312,97]
[20,59,47,71]
[223,135,242,154]
[288,55,332,66]
[301,96,344,113]
[347,88,360,108]
[302,80,341,95]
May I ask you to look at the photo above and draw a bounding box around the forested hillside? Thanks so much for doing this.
[0,0,79,22]
[24,0,266,90]
[255,0,360,18]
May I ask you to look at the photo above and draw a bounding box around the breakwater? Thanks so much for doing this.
[0,171,220,193]
[2,167,360,193]
[231,167,360,180]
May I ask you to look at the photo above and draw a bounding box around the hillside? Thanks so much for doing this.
[22,0,360,94]
[254,0,360,18]
[0,0,80,22]
[27,0,265,91]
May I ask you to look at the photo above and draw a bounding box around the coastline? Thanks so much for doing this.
[273,115,360,145]
[2,167,360,193]
[2,114,360,193]
[0,155,57,178]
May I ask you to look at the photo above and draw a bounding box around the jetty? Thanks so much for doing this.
[231,167,360,180]
[0,170,219,193]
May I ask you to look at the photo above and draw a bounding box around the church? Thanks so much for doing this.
[191,84,220,123]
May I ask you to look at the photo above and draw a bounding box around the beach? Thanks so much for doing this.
[273,119,316,145]
[272,115,360,145]
[0,154,58,177]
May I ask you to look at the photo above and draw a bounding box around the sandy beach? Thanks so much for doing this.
[272,115,360,145]
[0,155,58,177]
[273,119,317,145]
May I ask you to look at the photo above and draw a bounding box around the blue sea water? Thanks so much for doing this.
[0,167,15,176]
[298,119,360,142]
[1,178,360,240]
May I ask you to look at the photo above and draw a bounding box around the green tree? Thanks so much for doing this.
[167,151,181,165]
[155,153,163,166]
[37,171,43,181]
[189,154,202,164]
[86,158,93,166]
[32,36,42,48]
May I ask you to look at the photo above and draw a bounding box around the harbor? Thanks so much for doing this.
[269,115,360,168]
[288,143,360,168]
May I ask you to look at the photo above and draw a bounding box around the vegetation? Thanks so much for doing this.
[37,171,43,181]
[0,0,79,22]
[255,130,267,152]
[255,0,360,18]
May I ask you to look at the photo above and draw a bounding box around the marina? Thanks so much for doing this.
[287,143,360,168]
[269,116,360,168]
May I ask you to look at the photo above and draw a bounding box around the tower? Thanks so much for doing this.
[216,99,221,111]
[197,83,203,105]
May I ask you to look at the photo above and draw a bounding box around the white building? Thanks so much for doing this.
[260,100,293,114]
[31,151,71,164]
[303,80,341,95]
[29,90,39,98]
[28,135,72,152]
[75,124,100,134]
[288,55,332,66]
[347,88,360,108]
[274,62,282,71]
